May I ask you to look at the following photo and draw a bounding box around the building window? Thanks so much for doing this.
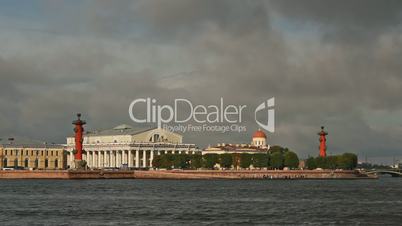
[14,158,18,167]
[3,158,7,167]
[45,159,49,168]
[26,150,28,155]
[51,151,53,156]
[31,150,33,156]
[34,159,39,168]
[24,159,29,168]
[41,151,43,156]
[36,151,39,156]
[55,159,58,168]
[11,150,13,155]
[5,150,7,155]
[16,150,19,156]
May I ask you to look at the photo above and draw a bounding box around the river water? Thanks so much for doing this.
[0,178,401,225]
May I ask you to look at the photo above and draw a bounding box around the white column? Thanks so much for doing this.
[86,152,90,167]
[96,151,99,168]
[113,150,117,167]
[101,151,104,168]
[150,150,154,167]
[115,151,118,167]
[114,151,119,167]
[67,152,71,166]
[117,151,121,167]
[110,151,113,167]
[122,150,125,165]
[92,151,98,168]
[98,151,101,168]
[143,150,147,168]
[111,151,115,168]
[98,151,102,168]
[122,150,126,165]
[71,152,75,166]
[103,151,107,167]
[108,151,111,168]
[135,150,139,168]
[107,151,110,167]
[90,151,93,168]
[128,150,132,167]
[104,151,108,167]
[92,151,96,168]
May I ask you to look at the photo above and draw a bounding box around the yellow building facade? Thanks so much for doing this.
[0,137,66,169]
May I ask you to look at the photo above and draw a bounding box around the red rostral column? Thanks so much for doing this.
[318,126,328,157]
[72,113,86,160]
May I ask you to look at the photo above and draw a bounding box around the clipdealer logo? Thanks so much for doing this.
[255,97,275,132]
[128,97,275,133]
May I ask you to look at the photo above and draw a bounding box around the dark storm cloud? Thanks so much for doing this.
[269,0,402,42]
[133,0,270,37]
[45,0,270,40]
[1,0,402,162]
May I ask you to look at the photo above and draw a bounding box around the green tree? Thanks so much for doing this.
[269,145,286,153]
[203,154,219,169]
[315,156,329,169]
[307,153,358,170]
[173,154,190,169]
[159,154,174,169]
[269,151,284,169]
[326,156,338,169]
[240,153,252,169]
[252,153,269,169]
[283,151,299,169]
[337,153,358,169]
[220,154,233,169]
[190,154,203,169]
[152,155,163,168]
[305,157,317,170]
[232,153,241,169]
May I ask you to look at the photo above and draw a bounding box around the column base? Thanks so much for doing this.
[73,160,87,170]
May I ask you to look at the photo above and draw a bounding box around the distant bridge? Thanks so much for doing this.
[366,169,402,177]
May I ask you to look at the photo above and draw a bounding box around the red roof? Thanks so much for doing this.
[253,129,267,138]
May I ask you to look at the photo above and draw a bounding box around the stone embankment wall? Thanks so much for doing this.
[134,170,374,180]
[0,170,375,180]
[0,170,135,179]
[0,170,69,179]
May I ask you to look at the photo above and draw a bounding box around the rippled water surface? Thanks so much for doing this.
[0,178,401,225]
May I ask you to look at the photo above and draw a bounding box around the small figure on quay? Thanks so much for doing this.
[318,126,328,157]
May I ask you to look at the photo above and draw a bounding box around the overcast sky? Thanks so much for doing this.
[1,0,402,164]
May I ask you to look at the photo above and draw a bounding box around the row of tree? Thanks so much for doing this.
[152,145,358,170]
[305,153,358,170]
[152,146,299,170]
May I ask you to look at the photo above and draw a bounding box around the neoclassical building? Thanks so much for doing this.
[66,124,199,169]
[203,129,270,154]
[0,136,66,169]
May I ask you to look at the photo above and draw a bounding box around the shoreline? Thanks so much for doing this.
[0,169,377,180]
